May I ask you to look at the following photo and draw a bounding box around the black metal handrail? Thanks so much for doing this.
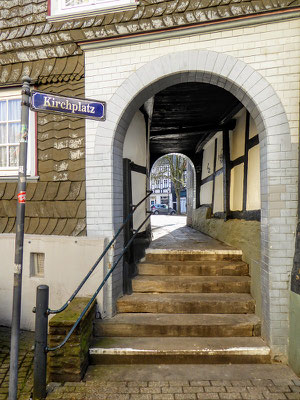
[48,190,152,315]
[32,191,152,399]
[48,211,151,351]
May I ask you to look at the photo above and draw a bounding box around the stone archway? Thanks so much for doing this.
[87,49,295,357]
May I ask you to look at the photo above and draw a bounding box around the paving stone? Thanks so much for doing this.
[262,393,288,399]
[231,381,253,387]
[219,393,242,399]
[190,381,211,387]
[285,394,300,399]
[152,394,175,400]
[212,381,232,387]
[252,380,274,387]
[289,386,300,393]
[183,387,204,393]
[227,387,248,393]
[197,393,219,399]
[175,394,196,399]
[205,386,226,393]
[140,387,162,394]
[162,387,183,394]
[268,386,291,393]
[149,382,170,387]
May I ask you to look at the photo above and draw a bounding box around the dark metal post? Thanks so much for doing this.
[8,76,31,400]
[33,285,49,400]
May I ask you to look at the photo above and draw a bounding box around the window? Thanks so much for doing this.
[163,179,168,187]
[48,0,138,22]
[0,89,36,178]
[30,253,45,278]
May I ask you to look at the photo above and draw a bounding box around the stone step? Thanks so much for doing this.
[117,293,255,314]
[138,260,249,276]
[145,250,242,262]
[132,275,251,293]
[94,313,261,337]
[89,337,270,364]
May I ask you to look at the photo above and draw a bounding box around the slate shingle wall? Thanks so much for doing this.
[0,0,299,86]
[0,78,87,236]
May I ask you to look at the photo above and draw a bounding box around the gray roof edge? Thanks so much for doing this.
[80,7,300,50]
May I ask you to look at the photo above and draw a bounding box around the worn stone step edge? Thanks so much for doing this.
[89,337,270,364]
[117,294,255,314]
[145,250,243,262]
[132,275,251,293]
[94,313,262,337]
[138,261,249,276]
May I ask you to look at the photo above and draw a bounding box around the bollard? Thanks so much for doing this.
[33,285,49,400]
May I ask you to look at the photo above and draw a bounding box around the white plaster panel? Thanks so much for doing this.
[230,163,244,211]
[0,235,107,330]
[247,145,261,210]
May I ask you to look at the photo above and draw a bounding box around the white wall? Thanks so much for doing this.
[0,234,107,330]
[83,19,299,355]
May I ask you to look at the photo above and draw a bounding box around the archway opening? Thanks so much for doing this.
[93,50,293,353]
[121,79,261,309]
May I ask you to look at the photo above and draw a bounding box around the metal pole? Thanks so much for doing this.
[33,285,49,400]
[8,76,31,400]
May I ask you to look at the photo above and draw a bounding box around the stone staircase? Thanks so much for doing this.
[90,249,270,364]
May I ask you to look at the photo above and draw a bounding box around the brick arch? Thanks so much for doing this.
[89,49,295,356]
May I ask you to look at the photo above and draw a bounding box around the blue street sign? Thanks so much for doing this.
[30,91,106,121]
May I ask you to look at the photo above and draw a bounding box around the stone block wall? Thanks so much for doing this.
[190,207,262,319]
[48,297,96,382]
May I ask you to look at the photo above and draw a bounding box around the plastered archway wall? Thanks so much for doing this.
[87,50,296,357]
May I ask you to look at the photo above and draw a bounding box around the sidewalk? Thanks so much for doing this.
[0,326,34,400]
[47,363,300,399]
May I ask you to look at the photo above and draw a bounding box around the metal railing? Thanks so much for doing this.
[32,190,152,399]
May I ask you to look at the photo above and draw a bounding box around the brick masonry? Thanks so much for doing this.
[83,19,300,356]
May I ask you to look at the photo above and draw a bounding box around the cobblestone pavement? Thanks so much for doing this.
[0,326,34,400]
[46,378,300,400]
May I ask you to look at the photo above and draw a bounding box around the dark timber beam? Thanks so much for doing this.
[243,111,250,211]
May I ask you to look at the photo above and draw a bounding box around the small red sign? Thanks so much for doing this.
[18,191,26,203]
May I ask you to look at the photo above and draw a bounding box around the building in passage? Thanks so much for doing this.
[0,0,300,373]
[150,155,187,213]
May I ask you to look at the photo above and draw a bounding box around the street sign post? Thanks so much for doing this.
[8,76,31,400]
[9,84,106,400]
[30,91,106,121]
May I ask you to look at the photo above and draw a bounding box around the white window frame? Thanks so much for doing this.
[0,88,36,178]
[48,0,138,22]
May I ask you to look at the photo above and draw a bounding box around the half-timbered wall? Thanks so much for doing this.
[199,108,260,220]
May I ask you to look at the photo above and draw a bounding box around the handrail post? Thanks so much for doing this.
[33,285,49,400]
